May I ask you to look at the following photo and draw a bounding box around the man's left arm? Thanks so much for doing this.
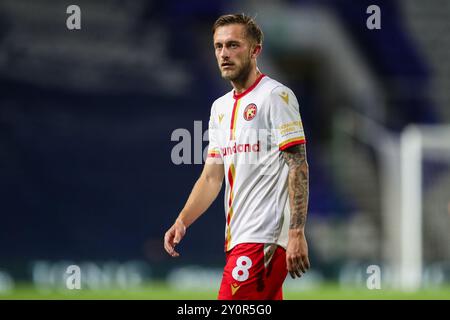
[282,143,310,279]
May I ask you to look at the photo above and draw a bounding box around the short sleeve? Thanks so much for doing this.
[269,86,306,150]
[207,104,223,160]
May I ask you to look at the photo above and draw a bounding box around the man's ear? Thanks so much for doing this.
[251,44,262,59]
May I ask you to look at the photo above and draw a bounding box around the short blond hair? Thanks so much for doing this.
[212,14,264,45]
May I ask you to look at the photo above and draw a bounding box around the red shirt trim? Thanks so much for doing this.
[233,74,266,100]
[279,139,306,151]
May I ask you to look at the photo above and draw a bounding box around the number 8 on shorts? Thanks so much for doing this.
[231,256,252,282]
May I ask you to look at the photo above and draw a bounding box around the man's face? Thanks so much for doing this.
[213,24,256,81]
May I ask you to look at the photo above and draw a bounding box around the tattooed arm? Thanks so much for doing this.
[282,143,310,279]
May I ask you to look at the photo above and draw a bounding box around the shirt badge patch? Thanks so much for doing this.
[243,104,257,121]
[231,283,241,295]
[279,91,289,104]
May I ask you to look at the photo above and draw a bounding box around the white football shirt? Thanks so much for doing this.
[207,74,306,252]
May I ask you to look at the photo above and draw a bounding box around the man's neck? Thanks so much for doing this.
[231,68,262,95]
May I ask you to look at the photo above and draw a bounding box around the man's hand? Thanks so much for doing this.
[163,161,224,258]
[286,229,310,279]
[164,219,186,257]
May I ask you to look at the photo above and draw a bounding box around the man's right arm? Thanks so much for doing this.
[164,159,224,257]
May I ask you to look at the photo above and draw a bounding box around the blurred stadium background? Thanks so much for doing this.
[0,0,450,299]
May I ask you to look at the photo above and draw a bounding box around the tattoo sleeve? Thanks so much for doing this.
[282,143,309,230]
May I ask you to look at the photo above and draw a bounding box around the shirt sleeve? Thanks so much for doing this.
[269,86,306,151]
[207,103,223,160]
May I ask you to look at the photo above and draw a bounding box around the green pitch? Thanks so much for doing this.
[1,283,450,300]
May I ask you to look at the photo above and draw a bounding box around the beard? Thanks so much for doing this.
[220,56,252,82]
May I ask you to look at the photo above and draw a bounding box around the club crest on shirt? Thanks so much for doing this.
[218,113,224,124]
[243,103,257,121]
